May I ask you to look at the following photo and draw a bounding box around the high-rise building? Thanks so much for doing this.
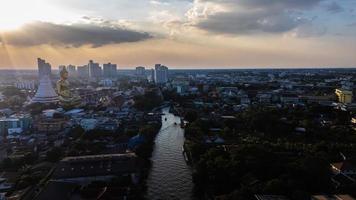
[67,65,76,77]
[88,60,102,78]
[103,63,117,78]
[38,58,52,79]
[149,69,155,83]
[58,65,66,75]
[154,64,168,84]
[136,66,145,77]
[335,89,353,104]
[77,65,89,78]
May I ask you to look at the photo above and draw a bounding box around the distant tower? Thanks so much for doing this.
[88,60,102,78]
[58,65,66,75]
[136,66,145,77]
[150,69,155,83]
[32,76,59,104]
[77,65,89,78]
[154,64,168,84]
[103,63,117,78]
[38,58,52,79]
[67,65,76,77]
[33,58,58,104]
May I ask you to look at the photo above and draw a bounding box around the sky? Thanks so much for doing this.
[0,0,356,69]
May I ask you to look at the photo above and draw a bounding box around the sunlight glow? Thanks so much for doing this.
[0,0,77,30]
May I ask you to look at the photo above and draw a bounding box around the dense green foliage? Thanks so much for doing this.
[183,105,356,199]
[134,89,163,111]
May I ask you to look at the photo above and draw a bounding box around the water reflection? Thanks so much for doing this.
[146,108,194,200]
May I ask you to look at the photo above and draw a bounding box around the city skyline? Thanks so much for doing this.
[0,0,356,69]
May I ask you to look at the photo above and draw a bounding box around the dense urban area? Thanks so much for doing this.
[0,59,355,200]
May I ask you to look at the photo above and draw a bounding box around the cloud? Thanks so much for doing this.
[325,2,344,13]
[196,10,301,34]
[347,22,356,27]
[289,21,327,38]
[187,0,326,35]
[0,21,153,47]
[197,0,323,8]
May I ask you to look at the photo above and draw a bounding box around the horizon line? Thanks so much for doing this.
[0,66,356,71]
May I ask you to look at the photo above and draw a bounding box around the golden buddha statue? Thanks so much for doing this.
[57,67,82,108]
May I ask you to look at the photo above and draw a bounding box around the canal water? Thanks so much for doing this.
[146,107,194,200]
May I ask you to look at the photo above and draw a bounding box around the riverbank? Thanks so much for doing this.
[145,107,194,200]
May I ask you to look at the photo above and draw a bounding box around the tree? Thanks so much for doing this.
[134,89,163,111]
[0,101,9,109]
[184,110,198,123]
[26,102,56,115]
[185,124,203,139]
[46,147,64,162]
[264,179,286,194]
[69,126,85,140]
[1,87,25,98]
[1,158,13,169]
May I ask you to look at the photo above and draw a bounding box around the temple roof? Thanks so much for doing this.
[32,76,59,103]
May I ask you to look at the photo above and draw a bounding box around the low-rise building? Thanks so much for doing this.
[280,94,299,104]
[0,114,32,137]
[80,118,98,131]
[52,153,138,184]
[335,89,353,104]
[36,118,66,133]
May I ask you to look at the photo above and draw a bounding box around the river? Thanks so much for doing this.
[145,107,194,200]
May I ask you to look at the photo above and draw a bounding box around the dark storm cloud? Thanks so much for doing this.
[197,10,301,34]
[197,0,323,8]
[0,21,153,47]
[193,0,327,35]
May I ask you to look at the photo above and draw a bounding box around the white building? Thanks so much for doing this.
[154,64,168,84]
[32,76,59,104]
[149,69,155,83]
[15,80,35,90]
[103,63,117,78]
[0,114,32,137]
[88,60,102,78]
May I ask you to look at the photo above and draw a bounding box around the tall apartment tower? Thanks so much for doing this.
[58,65,66,75]
[136,66,145,77]
[103,63,117,78]
[37,58,52,79]
[154,64,168,84]
[67,65,77,77]
[88,60,102,78]
[150,69,155,83]
[77,65,89,78]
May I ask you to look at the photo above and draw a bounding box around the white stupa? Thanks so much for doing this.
[32,76,59,104]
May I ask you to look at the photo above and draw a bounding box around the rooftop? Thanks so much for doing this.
[52,153,138,179]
